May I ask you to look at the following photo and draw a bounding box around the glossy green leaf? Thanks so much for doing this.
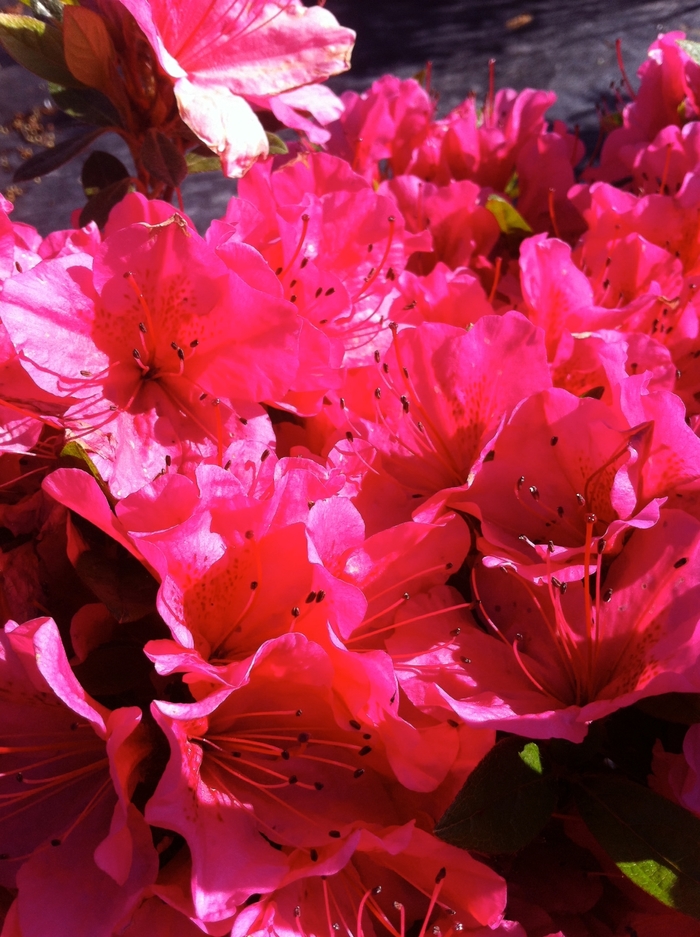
[70,513,158,624]
[486,194,533,235]
[81,149,129,197]
[575,775,700,919]
[141,129,187,188]
[266,131,289,156]
[0,13,77,86]
[435,736,558,854]
[678,40,700,65]
[51,85,123,127]
[79,176,134,228]
[185,151,221,173]
[13,127,104,182]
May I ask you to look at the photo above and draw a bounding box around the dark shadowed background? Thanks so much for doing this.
[2,0,700,233]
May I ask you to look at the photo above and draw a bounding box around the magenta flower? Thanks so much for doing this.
[0,617,157,936]
[115,0,355,176]
[0,215,297,497]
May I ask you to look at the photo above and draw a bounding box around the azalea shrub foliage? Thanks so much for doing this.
[6,5,700,937]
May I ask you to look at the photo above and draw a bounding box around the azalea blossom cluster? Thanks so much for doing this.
[4,6,700,936]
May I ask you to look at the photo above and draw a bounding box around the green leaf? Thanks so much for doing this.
[185,151,222,173]
[13,127,104,182]
[485,194,533,235]
[62,5,116,95]
[70,513,158,624]
[0,13,77,86]
[51,85,123,127]
[504,171,520,200]
[141,129,187,188]
[79,176,134,228]
[575,775,700,919]
[435,736,558,854]
[60,440,113,501]
[678,40,700,65]
[81,149,129,197]
[266,131,289,156]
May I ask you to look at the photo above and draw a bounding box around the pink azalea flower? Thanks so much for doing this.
[219,153,431,378]
[411,87,556,189]
[114,0,356,176]
[347,314,551,523]
[1,215,296,497]
[391,509,700,742]
[326,75,435,184]
[593,32,700,184]
[230,823,510,937]
[453,383,700,581]
[0,617,157,935]
[145,633,420,923]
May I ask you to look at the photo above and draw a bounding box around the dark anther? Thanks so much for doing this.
[435,867,447,883]
[190,339,199,347]
[349,719,361,730]
[598,539,606,554]
[15,772,23,782]
[51,839,61,847]
[260,449,270,462]
[529,485,540,501]
[314,781,324,790]
[374,387,382,399]
[359,745,372,756]
[374,350,381,363]
[362,733,371,740]
[675,557,688,568]
[550,436,558,446]
[316,591,326,603]
[245,530,254,539]
[275,267,283,275]
[291,607,300,617]
[328,830,341,838]
[401,395,409,412]
[447,719,459,728]
[345,431,353,442]
[281,750,290,760]
[315,287,323,298]
[290,279,297,288]
[461,657,471,664]
[557,506,564,517]
[353,768,365,778]
[325,287,335,296]
[298,732,311,743]
[132,348,141,359]
[250,581,258,590]
[139,321,147,333]
[604,588,613,602]
[300,257,309,268]
[305,591,317,603]
[310,849,318,862]
[290,295,297,303]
